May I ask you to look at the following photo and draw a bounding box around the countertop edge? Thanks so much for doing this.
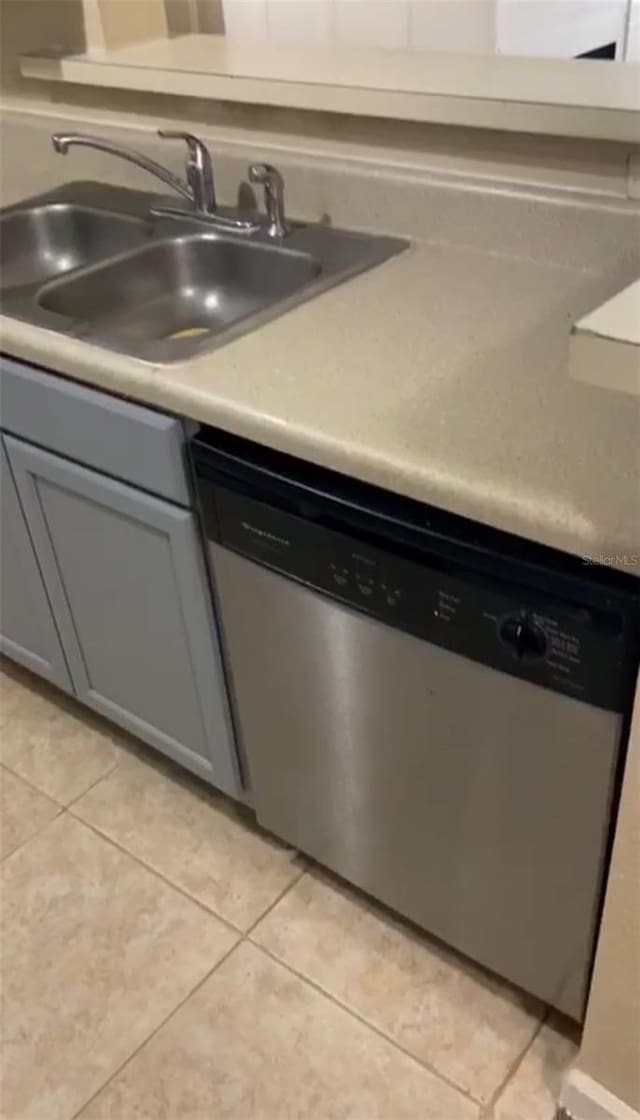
[2,310,639,576]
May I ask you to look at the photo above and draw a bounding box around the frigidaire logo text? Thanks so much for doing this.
[241,521,291,548]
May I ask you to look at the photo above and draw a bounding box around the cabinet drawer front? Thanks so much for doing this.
[4,435,241,798]
[0,356,190,505]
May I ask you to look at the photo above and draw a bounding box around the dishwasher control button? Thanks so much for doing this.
[499,616,547,660]
[330,563,348,587]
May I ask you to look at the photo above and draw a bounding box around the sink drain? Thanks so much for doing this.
[165,326,210,340]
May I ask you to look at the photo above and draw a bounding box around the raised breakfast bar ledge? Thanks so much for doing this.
[19,32,640,143]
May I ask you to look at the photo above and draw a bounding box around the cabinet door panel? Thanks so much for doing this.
[0,439,71,690]
[5,436,239,796]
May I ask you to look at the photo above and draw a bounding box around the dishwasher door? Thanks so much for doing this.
[211,542,621,1019]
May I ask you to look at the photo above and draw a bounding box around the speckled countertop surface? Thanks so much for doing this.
[1,235,639,571]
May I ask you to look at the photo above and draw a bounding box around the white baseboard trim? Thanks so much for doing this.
[560,1070,640,1120]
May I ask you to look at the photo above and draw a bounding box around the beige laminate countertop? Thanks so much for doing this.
[1,237,639,573]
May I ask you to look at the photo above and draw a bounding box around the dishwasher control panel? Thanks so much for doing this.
[207,486,633,713]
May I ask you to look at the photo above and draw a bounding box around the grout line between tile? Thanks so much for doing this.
[481,1006,552,1118]
[249,940,485,1110]
[66,810,243,938]
[67,936,244,1120]
[64,756,122,810]
[0,758,68,809]
[243,859,309,937]
[0,744,122,810]
[0,805,65,864]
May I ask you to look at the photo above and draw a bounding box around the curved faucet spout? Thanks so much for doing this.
[51,133,193,204]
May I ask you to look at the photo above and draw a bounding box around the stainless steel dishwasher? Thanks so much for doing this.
[191,427,639,1020]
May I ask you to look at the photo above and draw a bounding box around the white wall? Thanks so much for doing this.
[410,2,495,52]
[496,0,628,58]
[626,0,640,58]
[222,0,496,53]
[220,0,633,58]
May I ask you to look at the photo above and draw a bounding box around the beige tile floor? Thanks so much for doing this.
[0,660,579,1120]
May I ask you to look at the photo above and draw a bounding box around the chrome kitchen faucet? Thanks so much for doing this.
[52,130,291,238]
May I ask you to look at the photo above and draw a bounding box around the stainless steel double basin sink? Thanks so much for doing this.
[0,182,406,362]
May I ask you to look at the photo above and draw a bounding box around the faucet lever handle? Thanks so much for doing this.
[248,163,290,238]
[157,130,216,213]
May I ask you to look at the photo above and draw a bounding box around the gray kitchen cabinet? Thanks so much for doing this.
[4,434,240,796]
[1,355,191,505]
[0,438,72,690]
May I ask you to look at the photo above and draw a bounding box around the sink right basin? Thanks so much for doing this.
[0,203,148,294]
[38,232,322,359]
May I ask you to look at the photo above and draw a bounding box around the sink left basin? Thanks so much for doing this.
[0,203,148,294]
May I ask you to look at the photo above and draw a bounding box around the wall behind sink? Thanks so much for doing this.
[1,102,639,290]
[2,0,640,205]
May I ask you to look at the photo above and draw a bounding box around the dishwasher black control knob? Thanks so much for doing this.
[499,615,547,660]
